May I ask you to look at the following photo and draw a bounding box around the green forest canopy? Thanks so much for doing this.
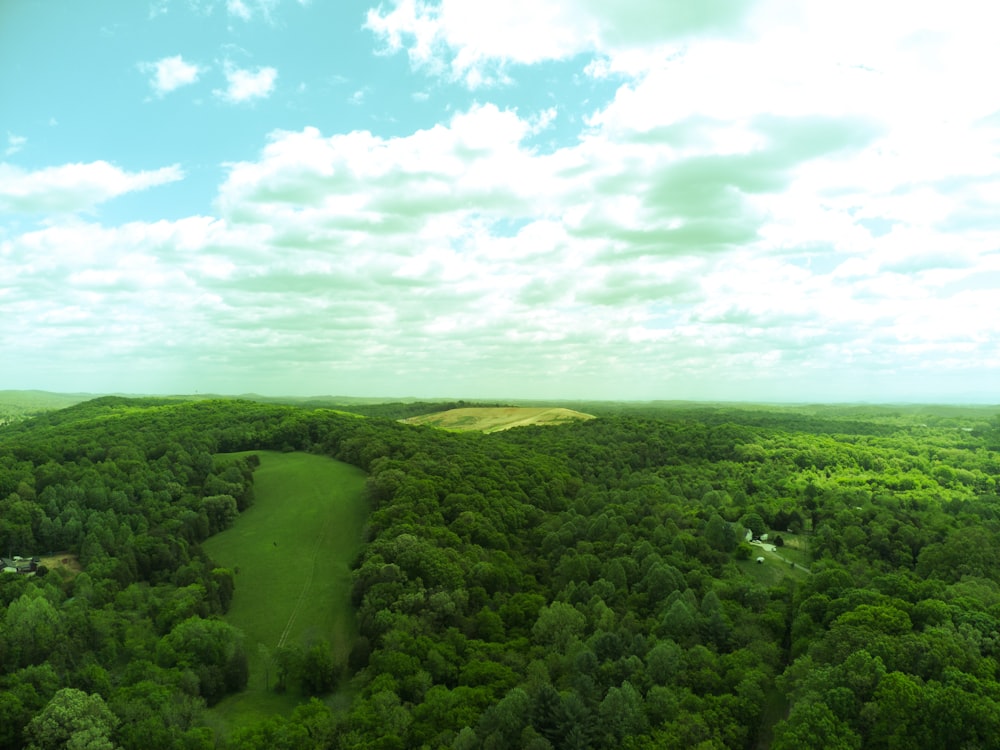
[1,396,1000,749]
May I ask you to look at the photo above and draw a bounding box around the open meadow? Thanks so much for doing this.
[401,405,595,432]
[203,451,368,728]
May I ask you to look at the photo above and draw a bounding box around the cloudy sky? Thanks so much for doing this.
[2,0,999,402]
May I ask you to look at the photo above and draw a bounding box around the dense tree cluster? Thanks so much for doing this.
[1,397,1000,748]
[0,399,275,749]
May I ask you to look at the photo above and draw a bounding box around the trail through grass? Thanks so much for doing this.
[203,451,367,729]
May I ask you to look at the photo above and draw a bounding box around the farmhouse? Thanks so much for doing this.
[0,555,40,574]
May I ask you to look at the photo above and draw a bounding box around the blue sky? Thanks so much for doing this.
[2,0,999,402]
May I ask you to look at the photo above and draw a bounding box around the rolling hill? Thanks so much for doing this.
[400,405,595,433]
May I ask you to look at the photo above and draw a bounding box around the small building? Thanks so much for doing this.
[756,556,765,564]
[1,556,39,574]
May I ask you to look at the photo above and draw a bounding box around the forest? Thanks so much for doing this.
[2,395,1000,749]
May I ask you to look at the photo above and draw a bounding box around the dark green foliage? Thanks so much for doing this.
[155,617,249,705]
[274,643,304,694]
[2,397,1000,747]
[741,511,767,538]
[301,641,338,695]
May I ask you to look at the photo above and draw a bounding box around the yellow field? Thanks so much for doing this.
[401,406,595,433]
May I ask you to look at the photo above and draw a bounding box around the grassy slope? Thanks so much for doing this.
[203,451,368,728]
[401,406,595,433]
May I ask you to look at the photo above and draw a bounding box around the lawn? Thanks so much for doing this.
[770,532,812,567]
[737,531,812,586]
[203,451,368,729]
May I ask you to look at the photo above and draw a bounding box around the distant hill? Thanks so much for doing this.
[0,390,98,423]
[401,406,595,433]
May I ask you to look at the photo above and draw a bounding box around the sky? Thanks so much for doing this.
[2,0,999,403]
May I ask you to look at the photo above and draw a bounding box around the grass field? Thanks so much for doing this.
[737,532,812,586]
[203,451,368,729]
[770,532,811,567]
[401,406,595,433]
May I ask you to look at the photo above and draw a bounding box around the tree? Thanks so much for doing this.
[0,691,30,750]
[532,602,585,652]
[301,641,337,695]
[741,512,766,539]
[478,687,530,750]
[861,671,924,749]
[598,681,648,744]
[772,700,862,750]
[646,639,683,685]
[258,643,275,691]
[531,684,561,743]
[155,617,248,704]
[705,513,737,552]
[275,643,305,694]
[211,568,235,613]
[226,717,309,750]
[2,591,62,669]
[201,494,238,535]
[109,680,207,750]
[555,692,595,750]
[660,599,697,643]
[23,688,119,750]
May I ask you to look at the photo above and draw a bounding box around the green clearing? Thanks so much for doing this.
[770,532,811,567]
[203,451,368,730]
[737,557,808,586]
[401,406,595,433]
[737,532,812,586]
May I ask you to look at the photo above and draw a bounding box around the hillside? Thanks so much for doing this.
[400,405,595,432]
[0,390,98,423]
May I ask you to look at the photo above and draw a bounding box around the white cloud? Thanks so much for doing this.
[0,161,183,214]
[6,1,1000,401]
[139,55,203,96]
[199,90,1000,398]
[224,0,284,22]
[148,0,169,19]
[227,0,252,20]
[5,133,26,156]
[215,104,554,228]
[365,0,753,87]
[215,62,278,103]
